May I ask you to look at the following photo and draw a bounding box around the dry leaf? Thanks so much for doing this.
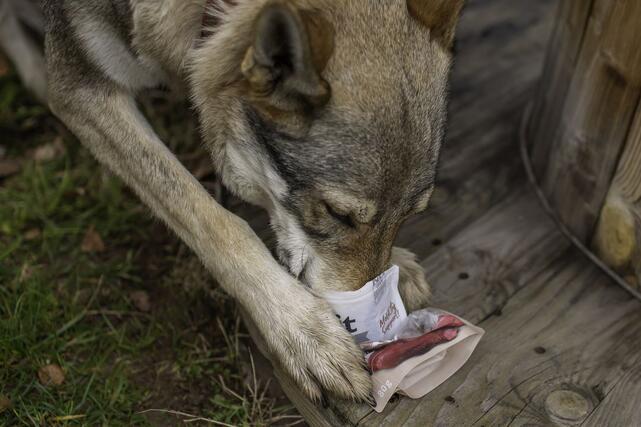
[19,264,33,283]
[81,226,105,253]
[0,395,11,413]
[25,228,41,240]
[32,137,65,162]
[38,364,65,386]
[130,290,151,312]
[0,158,22,178]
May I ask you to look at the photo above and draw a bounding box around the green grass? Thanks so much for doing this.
[0,66,299,426]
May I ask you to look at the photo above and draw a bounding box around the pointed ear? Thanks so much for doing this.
[407,0,465,49]
[241,1,333,113]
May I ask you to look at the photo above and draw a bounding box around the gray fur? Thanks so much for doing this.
[7,0,463,403]
[0,0,47,102]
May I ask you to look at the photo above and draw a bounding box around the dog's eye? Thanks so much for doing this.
[323,202,355,228]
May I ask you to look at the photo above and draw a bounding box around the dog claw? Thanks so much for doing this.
[367,393,376,407]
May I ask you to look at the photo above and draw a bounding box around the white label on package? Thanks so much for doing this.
[323,265,407,344]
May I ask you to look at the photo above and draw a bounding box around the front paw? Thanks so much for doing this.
[392,247,431,312]
[262,289,373,403]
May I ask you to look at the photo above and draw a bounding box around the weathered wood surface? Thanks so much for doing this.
[593,103,641,289]
[426,251,641,427]
[528,0,641,241]
[396,0,555,260]
[527,0,594,157]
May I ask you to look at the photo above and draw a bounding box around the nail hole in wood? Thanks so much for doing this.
[432,238,442,246]
[459,272,469,280]
[534,346,546,354]
[445,395,456,404]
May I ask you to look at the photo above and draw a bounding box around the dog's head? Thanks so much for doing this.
[191,0,463,292]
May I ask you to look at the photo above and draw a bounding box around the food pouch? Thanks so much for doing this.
[322,265,407,344]
[323,265,484,412]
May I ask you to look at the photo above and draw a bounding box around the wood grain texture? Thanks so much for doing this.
[529,0,641,241]
[528,0,594,162]
[593,101,641,289]
[435,253,641,427]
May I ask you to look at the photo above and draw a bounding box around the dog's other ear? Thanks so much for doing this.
[407,0,465,49]
[241,1,333,113]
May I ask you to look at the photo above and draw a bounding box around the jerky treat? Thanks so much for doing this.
[368,327,459,372]
[435,314,464,330]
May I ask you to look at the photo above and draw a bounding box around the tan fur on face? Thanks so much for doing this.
[189,0,461,292]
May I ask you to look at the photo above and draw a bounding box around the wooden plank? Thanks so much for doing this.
[530,0,641,241]
[582,357,641,426]
[528,0,594,162]
[593,103,641,289]
[432,253,641,426]
[396,140,523,259]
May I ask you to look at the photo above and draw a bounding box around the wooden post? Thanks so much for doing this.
[593,108,641,288]
[527,1,594,157]
[528,0,641,288]
[527,0,641,240]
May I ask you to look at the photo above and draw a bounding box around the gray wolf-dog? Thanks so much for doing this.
[2,0,464,403]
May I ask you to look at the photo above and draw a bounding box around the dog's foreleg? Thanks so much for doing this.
[10,0,45,35]
[46,62,372,402]
[0,0,47,103]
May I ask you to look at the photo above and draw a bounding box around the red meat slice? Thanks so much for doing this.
[368,328,459,372]
[435,314,465,330]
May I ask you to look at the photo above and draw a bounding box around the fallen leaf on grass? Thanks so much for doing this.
[38,364,65,386]
[19,264,34,283]
[0,158,22,178]
[81,226,105,253]
[130,290,152,312]
[25,228,41,240]
[32,137,65,162]
[0,395,11,413]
